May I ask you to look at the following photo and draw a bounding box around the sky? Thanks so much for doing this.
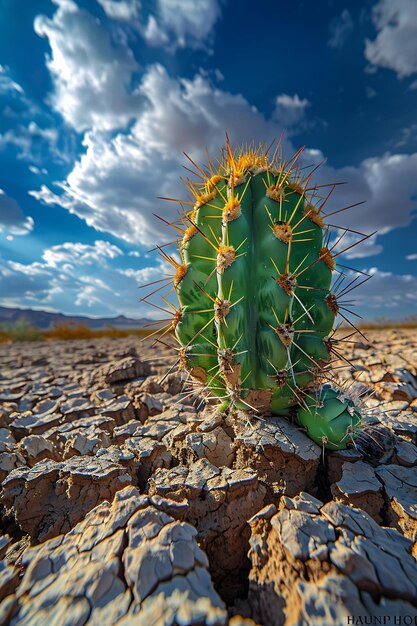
[0,0,417,321]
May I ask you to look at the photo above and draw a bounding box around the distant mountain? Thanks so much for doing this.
[0,306,150,330]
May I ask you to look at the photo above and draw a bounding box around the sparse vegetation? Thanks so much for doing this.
[0,322,155,343]
[1,318,415,344]
[0,321,43,342]
[355,317,417,330]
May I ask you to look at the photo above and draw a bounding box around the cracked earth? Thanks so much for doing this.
[0,329,417,625]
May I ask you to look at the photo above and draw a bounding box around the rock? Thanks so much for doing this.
[292,575,417,626]
[0,409,11,429]
[113,420,143,443]
[31,398,60,416]
[17,435,58,466]
[42,415,116,450]
[394,439,417,467]
[149,458,266,602]
[0,385,29,403]
[331,461,384,522]
[123,438,172,488]
[1,456,132,541]
[375,464,417,541]
[378,410,417,443]
[139,376,164,395]
[137,393,164,419]
[247,494,417,626]
[0,561,20,603]
[98,396,135,425]
[0,452,26,483]
[0,536,11,561]
[8,486,227,625]
[61,426,111,458]
[2,332,417,620]
[0,429,16,453]
[60,396,96,418]
[376,375,417,402]
[89,356,150,386]
[95,445,143,480]
[9,412,63,439]
[231,412,321,498]
[183,427,235,467]
[327,447,362,484]
[91,388,115,402]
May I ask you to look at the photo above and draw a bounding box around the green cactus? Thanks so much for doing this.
[150,138,367,450]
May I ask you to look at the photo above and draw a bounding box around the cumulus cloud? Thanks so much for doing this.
[273,93,311,127]
[29,1,417,269]
[406,253,417,261]
[31,64,287,245]
[2,243,415,319]
[0,240,168,318]
[30,63,417,255]
[303,149,417,250]
[351,266,417,312]
[365,0,417,78]
[34,0,144,131]
[96,0,140,21]
[42,240,123,268]
[97,0,223,51]
[328,9,354,49]
[0,121,63,164]
[0,63,69,166]
[0,190,34,236]
[144,0,222,50]
[331,230,383,260]
[0,258,53,305]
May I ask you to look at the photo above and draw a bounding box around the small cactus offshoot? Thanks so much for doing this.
[144,136,373,450]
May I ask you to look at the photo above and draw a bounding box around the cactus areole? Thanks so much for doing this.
[153,138,366,451]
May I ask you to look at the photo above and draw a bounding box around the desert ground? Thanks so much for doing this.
[0,329,416,625]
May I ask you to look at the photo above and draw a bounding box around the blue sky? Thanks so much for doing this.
[0,0,417,320]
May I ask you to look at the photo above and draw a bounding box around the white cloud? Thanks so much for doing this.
[351,267,417,311]
[0,65,66,166]
[0,65,24,94]
[97,0,223,51]
[96,0,140,20]
[31,64,286,245]
[0,240,167,318]
[34,0,144,131]
[0,122,62,164]
[29,165,48,176]
[6,246,414,319]
[273,93,311,127]
[328,9,354,49]
[42,240,123,268]
[0,190,34,236]
[331,230,383,260]
[144,0,222,50]
[406,253,417,260]
[28,2,417,264]
[308,150,417,241]
[365,0,417,78]
[31,64,417,255]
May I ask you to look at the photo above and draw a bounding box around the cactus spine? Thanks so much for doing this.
[149,138,368,450]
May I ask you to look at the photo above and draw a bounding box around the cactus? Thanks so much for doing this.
[147,137,370,450]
